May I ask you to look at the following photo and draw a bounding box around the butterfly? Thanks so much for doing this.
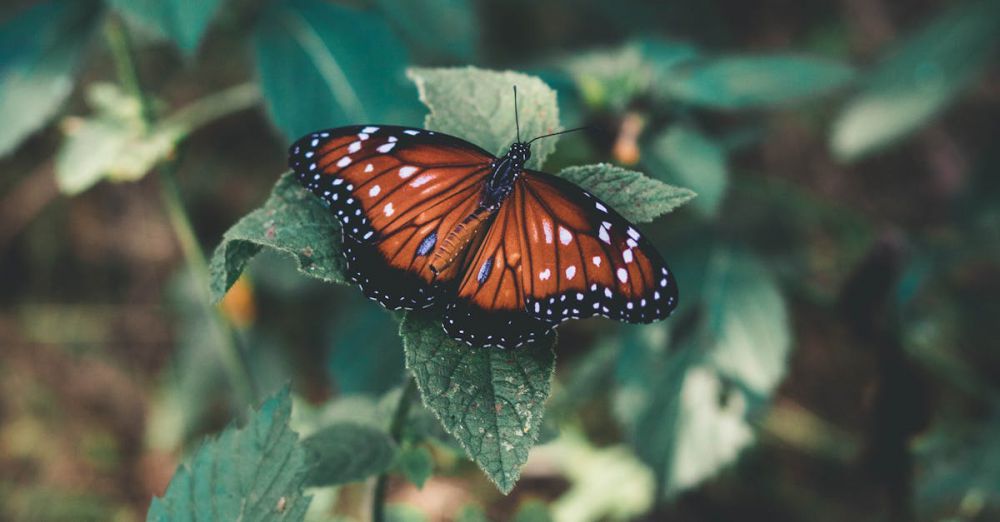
[288,93,678,349]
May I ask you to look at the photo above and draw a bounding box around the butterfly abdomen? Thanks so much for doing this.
[429,206,495,276]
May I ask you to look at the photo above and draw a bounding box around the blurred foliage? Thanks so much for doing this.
[2,0,1000,521]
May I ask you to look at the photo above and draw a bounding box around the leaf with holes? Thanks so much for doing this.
[558,163,696,223]
[401,312,555,494]
[253,0,421,142]
[408,67,560,169]
[208,172,345,302]
[146,388,312,521]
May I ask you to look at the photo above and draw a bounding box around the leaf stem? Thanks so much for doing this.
[104,16,259,406]
[372,377,418,522]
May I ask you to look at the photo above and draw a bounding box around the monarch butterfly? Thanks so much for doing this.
[288,91,678,349]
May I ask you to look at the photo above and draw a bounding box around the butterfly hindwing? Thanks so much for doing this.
[289,125,495,310]
[515,170,678,324]
[444,169,678,348]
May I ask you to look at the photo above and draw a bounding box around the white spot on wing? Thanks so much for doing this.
[595,201,607,213]
[336,156,352,167]
[628,227,640,240]
[409,174,433,188]
[623,249,634,263]
[404,129,420,135]
[617,268,629,283]
[362,126,379,133]
[368,185,381,197]
[539,268,551,281]
[558,226,572,245]
[377,142,395,153]
[542,220,553,244]
[598,225,611,244]
[364,163,374,173]
[398,166,418,178]
[565,265,576,280]
[383,202,394,217]
[592,256,602,267]
[348,141,362,153]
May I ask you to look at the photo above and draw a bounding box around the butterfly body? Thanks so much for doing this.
[289,124,678,349]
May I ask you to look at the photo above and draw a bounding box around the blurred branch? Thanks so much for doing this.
[103,16,259,407]
[758,399,860,463]
[371,377,417,522]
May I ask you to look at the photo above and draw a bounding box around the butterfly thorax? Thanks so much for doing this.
[482,142,530,208]
[428,142,530,277]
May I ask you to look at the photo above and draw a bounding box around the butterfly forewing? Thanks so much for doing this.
[289,125,495,310]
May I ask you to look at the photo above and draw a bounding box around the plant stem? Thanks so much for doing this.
[104,15,259,406]
[372,377,418,522]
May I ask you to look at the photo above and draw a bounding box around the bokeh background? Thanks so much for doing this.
[2,0,999,520]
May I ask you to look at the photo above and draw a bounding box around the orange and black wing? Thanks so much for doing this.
[443,168,678,348]
[289,125,494,310]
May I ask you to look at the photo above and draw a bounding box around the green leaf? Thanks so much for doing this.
[374,0,478,61]
[327,302,406,396]
[557,163,696,223]
[408,67,561,169]
[147,388,312,521]
[564,44,649,112]
[395,445,434,489]
[513,499,553,522]
[660,54,855,109]
[539,430,654,522]
[644,125,727,216]
[616,246,791,497]
[387,505,429,522]
[831,0,1000,161]
[0,0,102,157]
[401,312,556,494]
[106,0,222,55]
[55,83,181,194]
[253,0,420,142]
[302,423,398,487]
[56,82,260,195]
[208,172,346,302]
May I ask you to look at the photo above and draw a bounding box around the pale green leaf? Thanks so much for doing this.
[0,0,101,157]
[401,312,556,494]
[831,0,1000,161]
[302,423,398,487]
[254,0,420,142]
[55,83,182,195]
[395,445,434,489]
[557,163,696,223]
[644,125,727,216]
[616,246,791,497]
[146,388,312,521]
[536,431,654,522]
[408,67,561,168]
[106,0,222,55]
[661,55,855,109]
[208,172,346,302]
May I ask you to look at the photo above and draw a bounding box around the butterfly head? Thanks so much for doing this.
[507,142,532,167]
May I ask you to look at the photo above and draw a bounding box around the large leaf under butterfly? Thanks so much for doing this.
[289,124,678,348]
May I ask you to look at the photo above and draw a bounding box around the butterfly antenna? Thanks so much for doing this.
[527,126,587,145]
[513,85,521,143]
